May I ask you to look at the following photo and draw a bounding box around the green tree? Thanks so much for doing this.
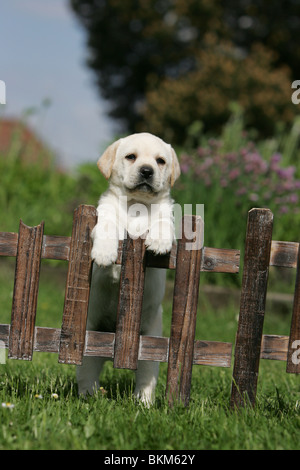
[70,0,298,141]
[224,0,300,79]
[70,0,225,132]
[144,38,295,142]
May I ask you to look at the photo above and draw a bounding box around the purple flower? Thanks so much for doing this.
[226,152,238,163]
[180,163,190,174]
[289,194,298,204]
[270,153,281,170]
[279,205,289,214]
[276,166,296,180]
[236,187,247,196]
[228,168,240,180]
[182,140,300,217]
[249,193,259,202]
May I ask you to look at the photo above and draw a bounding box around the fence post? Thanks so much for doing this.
[8,221,44,360]
[113,234,146,370]
[166,215,204,406]
[58,205,97,365]
[286,242,300,374]
[230,208,273,408]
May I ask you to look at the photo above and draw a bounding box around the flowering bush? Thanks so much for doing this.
[173,138,300,259]
[180,141,300,214]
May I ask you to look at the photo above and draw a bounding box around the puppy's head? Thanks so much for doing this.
[97,133,180,201]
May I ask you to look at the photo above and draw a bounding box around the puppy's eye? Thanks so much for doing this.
[156,157,166,165]
[125,154,136,162]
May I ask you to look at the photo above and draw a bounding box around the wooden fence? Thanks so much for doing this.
[0,205,299,408]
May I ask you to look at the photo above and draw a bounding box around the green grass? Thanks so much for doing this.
[0,261,299,450]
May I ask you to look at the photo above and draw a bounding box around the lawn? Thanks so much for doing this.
[0,260,299,450]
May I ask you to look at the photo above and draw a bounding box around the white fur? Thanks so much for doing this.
[76,133,180,405]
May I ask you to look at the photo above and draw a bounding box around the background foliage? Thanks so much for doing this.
[70,0,299,142]
[1,110,300,261]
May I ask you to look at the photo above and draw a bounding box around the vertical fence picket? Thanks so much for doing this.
[286,243,300,374]
[230,208,273,408]
[8,221,44,360]
[58,205,97,365]
[113,234,146,370]
[166,215,203,406]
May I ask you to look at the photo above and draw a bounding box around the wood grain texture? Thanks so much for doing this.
[193,339,232,367]
[0,231,70,260]
[35,327,61,353]
[113,235,146,370]
[42,235,70,261]
[8,221,44,360]
[286,243,300,373]
[270,241,298,268]
[201,247,239,273]
[85,331,115,358]
[261,334,289,361]
[121,240,239,273]
[58,205,97,365]
[0,229,239,274]
[0,323,232,366]
[0,231,18,257]
[166,215,204,406]
[230,208,273,409]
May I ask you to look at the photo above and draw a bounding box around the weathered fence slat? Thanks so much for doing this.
[230,208,273,408]
[42,235,70,261]
[0,231,18,257]
[286,243,300,374]
[58,205,97,365]
[261,335,289,361]
[8,220,44,360]
[0,323,233,366]
[113,234,146,370]
[0,232,70,260]
[270,241,299,268]
[166,215,204,406]
[0,231,240,273]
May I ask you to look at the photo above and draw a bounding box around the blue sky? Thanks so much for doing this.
[0,0,117,168]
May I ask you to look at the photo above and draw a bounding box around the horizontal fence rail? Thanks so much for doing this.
[0,327,290,365]
[0,231,241,272]
[0,205,299,408]
[0,326,233,367]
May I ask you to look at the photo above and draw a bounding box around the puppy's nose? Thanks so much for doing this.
[140,165,154,180]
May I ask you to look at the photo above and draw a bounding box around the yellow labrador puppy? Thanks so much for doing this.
[76,132,180,404]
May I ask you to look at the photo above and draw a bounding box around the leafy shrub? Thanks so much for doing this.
[0,156,107,236]
[144,37,296,143]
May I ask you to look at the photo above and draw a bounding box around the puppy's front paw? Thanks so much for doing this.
[145,235,173,255]
[91,240,118,267]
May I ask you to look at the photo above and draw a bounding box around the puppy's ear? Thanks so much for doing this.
[97,139,121,179]
[170,147,181,187]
